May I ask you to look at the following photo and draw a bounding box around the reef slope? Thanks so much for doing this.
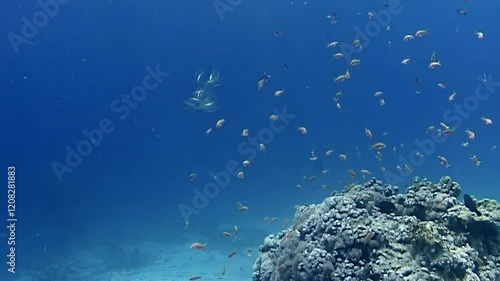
[253,176,500,281]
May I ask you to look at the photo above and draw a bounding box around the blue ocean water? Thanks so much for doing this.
[1,0,499,280]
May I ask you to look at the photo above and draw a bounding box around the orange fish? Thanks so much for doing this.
[190,242,207,250]
[481,117,493,125]
[274,89,285,96]
[236,202,249,211]
[438,156,450,168]
[348,169,356,178]
[365,127,373,138]
[465,129,475,140]
[257,73,271,90]
[216,119,225,128]
[442,128,455,136]
[234,225,239,238]
[370,142,386,150]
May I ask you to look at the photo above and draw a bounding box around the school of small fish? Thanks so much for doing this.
[183,3,497,280]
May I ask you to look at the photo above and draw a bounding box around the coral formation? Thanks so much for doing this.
[252,176,500,281]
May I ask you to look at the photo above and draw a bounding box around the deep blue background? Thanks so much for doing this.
[1,0,499,277]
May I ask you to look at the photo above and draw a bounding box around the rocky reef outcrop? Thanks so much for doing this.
[252,176,500,281]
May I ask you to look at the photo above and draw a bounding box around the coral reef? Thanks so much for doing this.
[252,176,500,281]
